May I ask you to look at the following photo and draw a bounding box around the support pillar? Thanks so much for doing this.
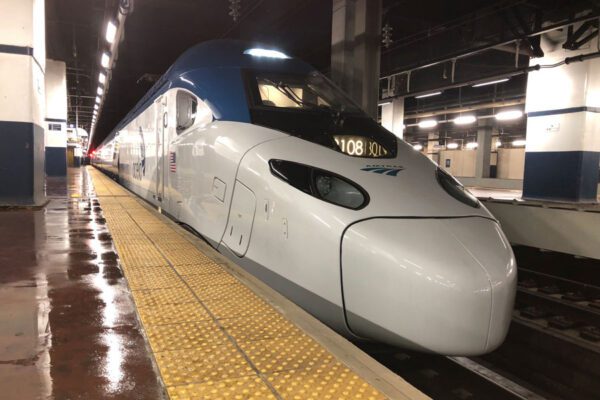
[427,132,439,163]
[331,0,381,118]
[523,35,599,203]
[0,0,46,205]
[475,119,492,178]
[44,59,67,176]
[381,98,404,138]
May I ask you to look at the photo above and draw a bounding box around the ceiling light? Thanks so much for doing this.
[244,48,290,59]
[472,78,510,87]
[495,109,523,121]
[447,143,459,149]
[465,142,478,150]
[418,119,438,129]
[512,139,527,147]
[97,87,104,96]
[454,115,476,125]
[106,20,117,44]
[94,104,99,110]
[413,144,423,151]
[495,140,502,148]
[95,96,101,104]
[101,52,110,68]
[99,72,106,84]
[415,91,442,99]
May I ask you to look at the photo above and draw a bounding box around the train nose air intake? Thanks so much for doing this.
[341,217,517,356]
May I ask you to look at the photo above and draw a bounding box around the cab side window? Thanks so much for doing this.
[176,91,198,134]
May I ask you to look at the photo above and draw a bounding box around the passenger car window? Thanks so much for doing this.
[176,91,198,133]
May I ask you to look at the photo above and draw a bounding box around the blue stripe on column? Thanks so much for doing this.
[0,44,33,56]
[527,106,600,118]
[0,121,45,204]
[45,147,67,176]
[523,151,599,203]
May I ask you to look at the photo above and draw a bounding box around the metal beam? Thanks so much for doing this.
[381,11,600,79]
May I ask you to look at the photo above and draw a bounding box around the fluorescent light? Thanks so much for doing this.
[106,20,117,44]
[495,109,523,121]
[101,52,110,68]
[244,48,290,59]
[512,139,527,147]
[415,91,442,99]
[99,72,106,84]
[454,115,476,125]
[94,104,99,110]
[465,142,478,150]
[95,96,101,104]
[418,119,438,129]
[379,101,392,106]
[413,144,423,151]
[97,86,104,96]
[447,143,459,149]
[472,78,509,87]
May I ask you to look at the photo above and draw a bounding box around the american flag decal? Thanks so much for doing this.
[169,152,177,172]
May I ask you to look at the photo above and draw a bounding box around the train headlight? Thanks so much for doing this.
[270,160,368,209]
[436,167,480,208]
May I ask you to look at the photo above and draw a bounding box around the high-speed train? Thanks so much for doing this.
[92,39,516,355]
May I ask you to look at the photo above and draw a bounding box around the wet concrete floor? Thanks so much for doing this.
[0,168,164,399]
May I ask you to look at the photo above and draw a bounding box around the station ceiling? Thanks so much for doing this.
[45,0,599,149]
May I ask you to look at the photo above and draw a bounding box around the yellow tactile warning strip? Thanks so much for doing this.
[88,168,389,400]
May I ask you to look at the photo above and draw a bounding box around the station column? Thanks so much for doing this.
[0,0,46,205]
[44,59,68,176]
[331,0,382,118]
[475,119,492,178]
[523,35,600,203]
[381,97,404,138]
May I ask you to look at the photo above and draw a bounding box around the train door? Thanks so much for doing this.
[155,96,167,204]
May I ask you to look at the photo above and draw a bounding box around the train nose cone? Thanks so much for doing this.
[341,217,516,355]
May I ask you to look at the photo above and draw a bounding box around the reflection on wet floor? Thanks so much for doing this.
[0,168,164,399]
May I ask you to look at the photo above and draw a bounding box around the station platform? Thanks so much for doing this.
[467,186,600,260]
[0,166,426,400]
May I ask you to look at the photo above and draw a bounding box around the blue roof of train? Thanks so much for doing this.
[100,40,315,146]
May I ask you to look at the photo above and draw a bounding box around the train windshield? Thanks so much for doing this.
[245,70,397,158]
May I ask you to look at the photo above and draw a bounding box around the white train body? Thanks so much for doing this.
[92,40,517,355]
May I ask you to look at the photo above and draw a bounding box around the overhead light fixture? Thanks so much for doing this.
[415,91,442,99]
[95,96,101,104]
[244,48,290,59]
[94,104,99,110]
[454,115,476,125]
[447,143,459,149]
[106,20,117,44]
[465,142,478,150]
[99,72,106,84]
[495,109,524,121]
[418,119,438,129]
[512,139,527,147]
[495,140,502,148]
[101,52,110,68]
[413,144,423,151]
[97,87,104,96]
[472,78,510,87]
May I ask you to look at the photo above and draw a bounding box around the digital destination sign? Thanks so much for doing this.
[334,135,389,158]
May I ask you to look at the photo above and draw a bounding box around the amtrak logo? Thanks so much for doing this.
[361,165,404,176]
